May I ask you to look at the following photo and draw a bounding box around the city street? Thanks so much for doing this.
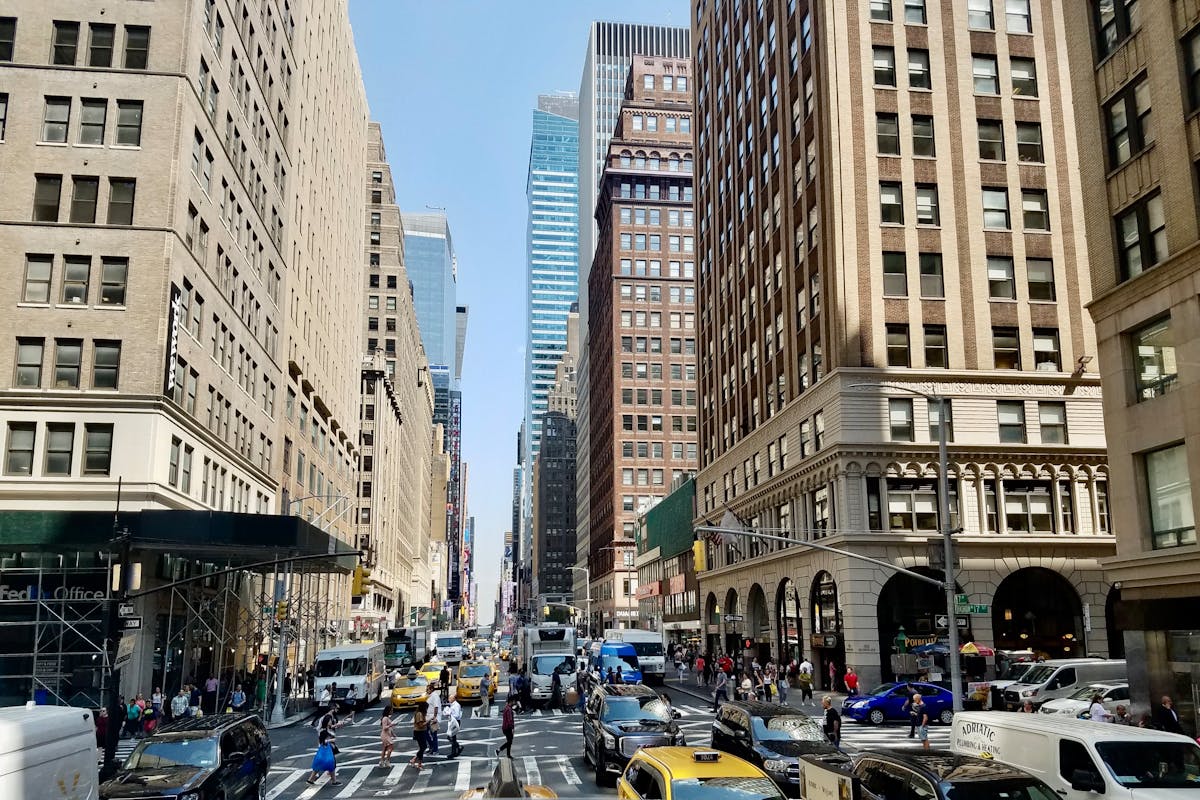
[255,680,950,798]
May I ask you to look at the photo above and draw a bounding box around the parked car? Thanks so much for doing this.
[0,703,99,800]
[709,701,846,796]
[1003,659,1126,710]
[100,713,270,800]
[1039,682,1130,718]
[842,681,954,725]
[582,683,686,786]
[853,749,1059,800]
[618,747,785,800]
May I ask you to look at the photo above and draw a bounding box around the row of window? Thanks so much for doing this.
[14,338,120,390]
[33,95,144,147]
[629,113,690,135]
[870,0,1035,34]
[620,440,699,461]
[620,414,699,434]
[32,174,136,226]
[617,152,694,173]
[882,251,1057,302]
[886,397,1067,445]
[884,323,1062,372]
[876,114,1043,164]
[3,421,113,477]
[620,362,697,382]
[617,207,695,228]
[38,19,151,70]
[619,336,698,355]
[620,387,698,407]
[618,310,696,330]
[20,254,128,307]
[618,259,696,278]
[618,233,696,252]
[642,72,689,93]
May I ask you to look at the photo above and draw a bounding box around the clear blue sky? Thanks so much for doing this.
[349,1,687,625]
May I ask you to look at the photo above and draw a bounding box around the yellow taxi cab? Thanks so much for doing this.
[455,661,498,702]
[499,644,512,662]
[390,675,431,709]
[460,757,556,798]
[617,747,785,800]
[419,661,449,683]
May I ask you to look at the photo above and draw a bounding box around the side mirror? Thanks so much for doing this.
[1070,770,1104,793]
[672,709,682,719]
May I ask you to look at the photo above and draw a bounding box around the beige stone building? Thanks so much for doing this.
[0,0,369,695]
[353,122,436,632]
[1063,1,1200,729]
[587,56,699,631]
[691,0,1115,686]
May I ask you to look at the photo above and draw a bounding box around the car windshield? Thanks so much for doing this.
[998,663,1033,681]
[671,776,785,800]
[868,682,901,696]
[422,663,444,672]
[1067,684,1111,701]
[340,657,367,675]
[1020,666,1057,684]
[126,736,218,770]
[603,696,671,722]
[631,642,665,657]
[438,636,464,647]
[533,655,577,676]
[1096,741,1200,788]
[314,659,343,677]
[751,715,825,742]
[942,777,1060,800]
[396,676,428,689]
[461,665,490,678]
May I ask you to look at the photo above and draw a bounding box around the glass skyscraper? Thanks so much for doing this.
[524,93,580,464]
[402,212,458,372]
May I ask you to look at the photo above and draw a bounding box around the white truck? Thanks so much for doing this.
[605,628,666,684]
[312,642,386,709]
[0,703,99,800]
[433,629,467,664]
[519,624,578,707]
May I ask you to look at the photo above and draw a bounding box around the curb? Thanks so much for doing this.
[661,677,851,710]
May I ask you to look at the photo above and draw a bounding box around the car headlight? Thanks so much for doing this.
[603,732,617,749]
[852,701,868,708]
[764,759,790,772]
[179,793,201,800]
[1021,688,1037,697]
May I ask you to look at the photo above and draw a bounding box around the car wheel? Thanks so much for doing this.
[940,708,954,725]
[594,755,613,787]
[868,708,885,726]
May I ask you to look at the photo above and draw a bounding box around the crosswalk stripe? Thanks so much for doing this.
[296,776,323,800]
[382,763,407,786]
[522,755,541,787]
[409,763,433,794]
[265,769,306,799]
[455,758,472,791]
[334,765,373,798]
[557,754,582,785]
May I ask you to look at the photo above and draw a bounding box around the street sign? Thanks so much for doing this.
[121,616,143,631]
[114,633,136,670]
[956,604,989,615]
[955,594,969,605]
[723,614,744,622]
[955,605,969,615]
[935,615,949,629]
[118,602,135,617]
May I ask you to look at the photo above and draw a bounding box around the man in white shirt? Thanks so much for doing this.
[799,657,813,676]
[444,689,463,758]
[1088,694,1111,723]
[426,684,442,755]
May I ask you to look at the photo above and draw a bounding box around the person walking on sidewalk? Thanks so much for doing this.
[712,668,730,712]
[797,669,814,706]
[695,654,707,687]
[844,666,859,697]
[379,706,396,768]
[496,696,516,758]
[822,696,842,749]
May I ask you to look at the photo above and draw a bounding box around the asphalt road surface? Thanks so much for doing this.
[260,682,950,798]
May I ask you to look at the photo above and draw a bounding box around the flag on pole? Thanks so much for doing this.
[707,508,747,547]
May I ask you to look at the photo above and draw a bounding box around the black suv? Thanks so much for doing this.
[711,701,847,796]
[853,750,1059,800]
[582,683,685,786]
[101,713,271,800]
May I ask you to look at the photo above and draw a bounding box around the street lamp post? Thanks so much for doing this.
[851,382,963,712]
[566,566,591,637]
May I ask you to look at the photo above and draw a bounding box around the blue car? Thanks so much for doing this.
[841,681,955,726]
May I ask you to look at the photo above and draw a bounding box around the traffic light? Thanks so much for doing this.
[543,605,550,618]
[351,565,373,597]
[743,638,753,651]
[692,540,707,572]
[275,600,288,621]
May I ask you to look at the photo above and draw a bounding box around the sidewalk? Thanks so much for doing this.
[661,675,849,711]
[264,697,317,730]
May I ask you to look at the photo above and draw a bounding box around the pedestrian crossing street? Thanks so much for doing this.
[262,754,584,799]
[836,720,953,752]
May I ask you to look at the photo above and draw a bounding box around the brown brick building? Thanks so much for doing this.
[587,56,699,630]
[691,0,1115,684]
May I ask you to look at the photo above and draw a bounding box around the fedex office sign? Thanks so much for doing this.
[0,584,106,601]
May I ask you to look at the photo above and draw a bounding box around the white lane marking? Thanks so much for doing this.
[335,765,374,798]
[265,768,306,799]
[522,755,542,786]
[383,763,407,785]
[557,755,582,785]
[455,758,472,790]
[409,763,433,794]
[296,776,324,800]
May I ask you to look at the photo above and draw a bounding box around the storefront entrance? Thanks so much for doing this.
[992,567,1084,658]
[810,572,845,690]
[776,578,803,666]
[876,566,970,682]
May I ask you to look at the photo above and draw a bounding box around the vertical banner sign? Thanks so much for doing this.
[163,283,184,396]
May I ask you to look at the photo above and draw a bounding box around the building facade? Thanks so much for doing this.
[691,0,1115,686]
[587,56,699,632]
[575,22,692,621]
[355,122,435,631]
[0,0,368,700]
[533,411,578,607]
[636,478,702,647]
[1063,1,1200,732]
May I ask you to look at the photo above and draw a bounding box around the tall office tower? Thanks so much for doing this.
[691,0,1115,686]
[575,21,691,633]
[547,304,580,419]
[0,0,368,696]
[355,122,435,629]
[1062,3,1200,721]
[423,422,451,625]
[524,92,579,467]
[533,411,578,616]
[587,56,698,632]
[401,212,467,612]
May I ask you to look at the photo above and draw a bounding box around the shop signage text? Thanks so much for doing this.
[0,584,106,601]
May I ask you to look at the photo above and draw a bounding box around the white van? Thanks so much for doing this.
[313,642,386,708]
[0,703,99,800]
[1002,659,1126,710]
[952,712,1200,800]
